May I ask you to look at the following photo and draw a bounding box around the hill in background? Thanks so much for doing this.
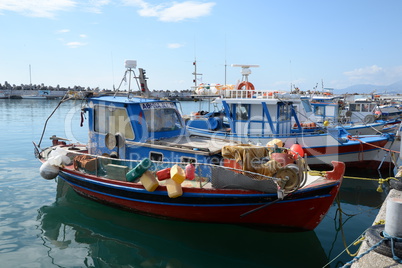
[336,80,402,94]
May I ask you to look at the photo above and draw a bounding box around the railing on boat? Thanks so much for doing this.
[196,89,301,100]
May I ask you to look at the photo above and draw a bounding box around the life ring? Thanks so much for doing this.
[237,81,255,90]
[237,81,255,97]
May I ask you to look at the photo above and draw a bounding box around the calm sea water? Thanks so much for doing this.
[0,99,388,268]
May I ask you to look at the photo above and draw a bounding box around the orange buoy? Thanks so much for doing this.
[290,142,304,159]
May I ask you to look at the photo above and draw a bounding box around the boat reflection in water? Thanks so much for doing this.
[37,179,329,268]
[339,180,388,208]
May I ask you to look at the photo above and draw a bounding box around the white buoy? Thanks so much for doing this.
[385,197,402,237]
[39,161,60,180]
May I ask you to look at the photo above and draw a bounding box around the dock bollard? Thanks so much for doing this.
[385,198,402,237]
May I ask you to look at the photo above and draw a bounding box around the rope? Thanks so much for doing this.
[336,197,363,257]
[341,232,386,267]
[384,231,402,263]
[348,135,400,154]
[324,203,386,267]
[341,230,402,267]
[331,173,397,193]
[323,230,366,268]
[37,94,73,148]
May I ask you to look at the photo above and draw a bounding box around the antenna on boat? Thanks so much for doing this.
[231,64,259,82]
[114,60,150,98]
[125,60,137,97]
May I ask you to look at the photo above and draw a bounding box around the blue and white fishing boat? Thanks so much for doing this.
[306,95,399,135]
[34,60,345,231]
[186,65,394,169]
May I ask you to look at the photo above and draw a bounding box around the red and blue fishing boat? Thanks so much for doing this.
[34,61,345,231]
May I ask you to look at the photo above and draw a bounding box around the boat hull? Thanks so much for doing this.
[187,127,391,169]
[57,162,344,231]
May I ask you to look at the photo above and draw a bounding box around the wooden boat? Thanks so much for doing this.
[34,61,345,231]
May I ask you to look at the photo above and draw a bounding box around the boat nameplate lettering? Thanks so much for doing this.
[140,102,175,110]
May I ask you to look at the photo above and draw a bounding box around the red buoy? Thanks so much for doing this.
[290,142,304,159]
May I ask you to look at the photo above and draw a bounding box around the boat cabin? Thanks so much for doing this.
[188,93,305,136]
[309,96,344,123]
[84,95,228,169]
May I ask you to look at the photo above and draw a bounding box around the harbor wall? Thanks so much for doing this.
[351,189,402,268]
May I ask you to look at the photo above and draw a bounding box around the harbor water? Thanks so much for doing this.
[0,99,389,267]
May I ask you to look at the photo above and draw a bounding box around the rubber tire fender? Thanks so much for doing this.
[365,224,402,258]
[390,177,402,191]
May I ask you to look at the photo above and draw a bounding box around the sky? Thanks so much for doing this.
[1,0,402,93]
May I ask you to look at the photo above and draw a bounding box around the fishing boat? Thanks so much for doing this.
[186,64,395,170]
[21,90,50,99]
[306,95,399,135]
[33,60,345,231]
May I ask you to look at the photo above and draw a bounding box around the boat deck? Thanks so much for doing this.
[151,135,237,155]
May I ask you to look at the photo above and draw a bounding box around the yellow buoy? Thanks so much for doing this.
[166,178,183,198]
[170,164,186,184]
[140,170,159,192]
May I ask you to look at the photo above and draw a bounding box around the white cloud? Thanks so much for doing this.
[167,43,183,49]
[343,65,402,85]
[66,41,87,48]
[123,0,216,22]
[58,29,70,33]
[0,0,76,18]
[83,0,110,13]
[343,65,384,81]
[0,0,214,20]
[79,34,87,38]
[0,0,112,18]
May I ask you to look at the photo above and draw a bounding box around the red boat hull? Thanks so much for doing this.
[58,161,344,231]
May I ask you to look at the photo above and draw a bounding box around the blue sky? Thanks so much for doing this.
[1,0,402,93]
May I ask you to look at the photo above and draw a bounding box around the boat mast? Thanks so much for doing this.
[192,60,202,89]
[138,68,150,98]
[29,64,32,90]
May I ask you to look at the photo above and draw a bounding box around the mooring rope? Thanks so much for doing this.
[340,230,402,267]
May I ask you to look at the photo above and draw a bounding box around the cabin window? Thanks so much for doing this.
[143,108,182,132]
[278,103,291,121]
[314,106,324,116]
[361,104,369,112]
[235,104,249,120]
[94,105,135,140]
[150,152,163,162]
[181,157,197,164]
[349,104,358,112]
